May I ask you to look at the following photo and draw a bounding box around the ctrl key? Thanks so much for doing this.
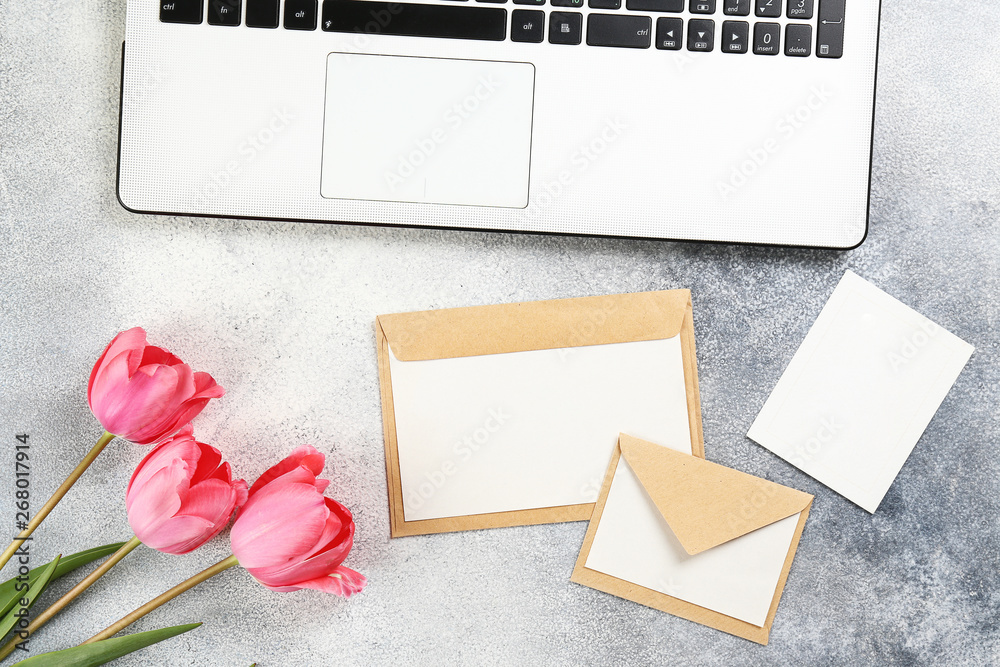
[512,10,545,42]
[161,0,204,24]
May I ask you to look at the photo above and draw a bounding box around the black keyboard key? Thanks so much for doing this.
[285,0,317,29]
[590,0,621,8]
[655,17,683,49]
[784,23,811,55]
[321,1,507,41]
[687,18,714,51]
[208,0,240,25]
[723,0,749,15]
[753,21,780,54]
[626,0,682,11]
[513,0,544,4]
[476,0,508,4]
[161,0,204,24]
[817,0,844,58]
[548,11,582,43]
[587,14,651,48]
[721,20,748,53]
[552,0,585,7]
[689,0,715,13]
[786,0,812,19]
[755,0,780,17]
[246,0,279,27]
[511,9,545,41]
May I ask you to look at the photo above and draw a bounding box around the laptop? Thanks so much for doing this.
[118,0,880,247]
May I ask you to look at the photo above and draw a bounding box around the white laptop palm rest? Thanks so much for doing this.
[119,0,881,247]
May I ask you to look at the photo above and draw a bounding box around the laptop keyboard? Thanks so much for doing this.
[161,0,845,57]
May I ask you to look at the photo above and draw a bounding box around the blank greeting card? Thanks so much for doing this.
[748,271,975,513]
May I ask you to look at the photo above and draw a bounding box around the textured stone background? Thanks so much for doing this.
[0,1,998,665]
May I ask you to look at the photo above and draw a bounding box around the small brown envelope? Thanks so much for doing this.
[376,291,705,537]
[572,434,813,645]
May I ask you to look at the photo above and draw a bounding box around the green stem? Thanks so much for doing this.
[0,536,142,662]
[0,432,116,574]
[83,555,240,645]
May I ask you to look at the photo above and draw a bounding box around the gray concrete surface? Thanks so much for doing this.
[1,1,998,665]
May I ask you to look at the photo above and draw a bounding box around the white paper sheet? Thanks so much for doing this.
[388,336,692,521]
[748,270,975,512]
[585,456,800,627]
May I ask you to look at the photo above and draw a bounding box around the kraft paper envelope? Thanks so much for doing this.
[376,290,704,537]
[572,434,813,645]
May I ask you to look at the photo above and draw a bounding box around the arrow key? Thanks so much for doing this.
[721,20,748,53]
[655,17,683,49]
[687,18,714,51]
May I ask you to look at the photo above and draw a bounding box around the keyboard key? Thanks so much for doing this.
[551,0,585,8]
[723,0,749,15]
[321,1,507,41]
[754,0,780,17]
[784,23,811,56]
[786,0,812,19]
[655,17,683,49]
[587,14,652,48]
[816,0,844,58]
[626,0,682,11]
[284,0,317,29]
[511,9,545,41]
[689,0,715,13]
[208,0,240,25]
[476,0,508,3]
[721,20,748,53]
[161,0,204,24]
[687,18,714,51]
[246,0,279,27]
[753,21,780,54]
[548,11,583,44]
[590,0,621,8]
[513,0,544,5]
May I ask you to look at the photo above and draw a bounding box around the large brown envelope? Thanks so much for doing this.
[571,434,813,645]
[376,291,704,537]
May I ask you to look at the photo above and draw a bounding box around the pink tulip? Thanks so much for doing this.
[88,327,224,445]
[127,427,248,555]
[230,446,365,597]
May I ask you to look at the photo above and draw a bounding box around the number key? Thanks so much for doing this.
[723,0,750,15]
[786,0,812,18]
[755,0,780,17]
[753,21,779,54]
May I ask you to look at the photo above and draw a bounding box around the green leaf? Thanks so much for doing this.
[0,556,60,642]
[10,623,201,667]
[0,543,125,621]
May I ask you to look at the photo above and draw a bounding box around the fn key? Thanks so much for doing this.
[161,0,204,23]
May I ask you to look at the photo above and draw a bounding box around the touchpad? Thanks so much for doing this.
[321,54,535,208]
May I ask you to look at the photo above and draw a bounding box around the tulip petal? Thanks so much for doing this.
[87,328,147,405]
[231,481,328,569]
[141,514,219,555]
[139,345,183,368]
[127,464,187,541]
[295,566,367,598]
[246,445,324,500]
[127,436,199,499]
[189,445,223,486]
[91,357,182,441]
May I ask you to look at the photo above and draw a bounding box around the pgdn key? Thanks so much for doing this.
[587,14,653,48]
